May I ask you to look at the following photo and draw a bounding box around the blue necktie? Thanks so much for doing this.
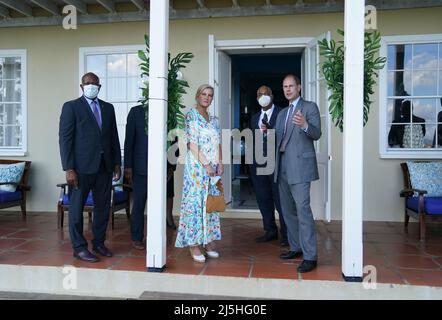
[91,100,102,129]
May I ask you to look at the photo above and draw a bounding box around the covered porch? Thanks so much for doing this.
[0,212,441,299]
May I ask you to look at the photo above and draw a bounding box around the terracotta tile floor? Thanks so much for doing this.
[0,212,441,286]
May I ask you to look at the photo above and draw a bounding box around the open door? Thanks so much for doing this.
[209,35,233,204]
[305,32,332,222]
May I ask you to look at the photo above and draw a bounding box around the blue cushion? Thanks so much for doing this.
[0,190,22,203]
[62,192,94,206]
[62,190,128,206]
[407,161,442,197]
[0,162,26,192]
[406,197,442,215]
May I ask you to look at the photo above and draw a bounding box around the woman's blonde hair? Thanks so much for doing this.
[195,84,214,102]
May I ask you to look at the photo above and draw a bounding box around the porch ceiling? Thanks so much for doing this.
[0,0,440,28]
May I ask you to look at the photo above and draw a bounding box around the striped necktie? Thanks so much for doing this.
[91,100,102,129]
[279,104,295,152]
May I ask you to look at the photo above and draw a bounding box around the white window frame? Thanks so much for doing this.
[379,33,442,159]
[0,49,27,156]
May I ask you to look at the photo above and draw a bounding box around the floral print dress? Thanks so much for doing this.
[175,108,222,248]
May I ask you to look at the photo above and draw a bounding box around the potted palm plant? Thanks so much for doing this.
[138,34,194,146]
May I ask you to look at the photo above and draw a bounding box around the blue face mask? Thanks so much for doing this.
[83,84,100,99]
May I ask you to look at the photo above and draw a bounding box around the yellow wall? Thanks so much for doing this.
[0,7,441,220]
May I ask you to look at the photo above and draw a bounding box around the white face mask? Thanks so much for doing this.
[83,84,100,99]
[258,95,271,108]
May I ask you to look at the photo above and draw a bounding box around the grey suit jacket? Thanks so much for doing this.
[274,98,321,184]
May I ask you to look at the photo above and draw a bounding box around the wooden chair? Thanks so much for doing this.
[400,162,442,241]
[56,182,132,230]
[0,159,31,216]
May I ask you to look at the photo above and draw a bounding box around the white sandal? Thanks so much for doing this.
[206,250,219,258]
[190,247,206,263]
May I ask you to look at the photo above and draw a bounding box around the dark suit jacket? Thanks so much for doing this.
[124,105,149,176]
[249,105,281,166]
[59,96,121,174]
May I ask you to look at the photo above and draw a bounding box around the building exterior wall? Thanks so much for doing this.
[0,7,441,220]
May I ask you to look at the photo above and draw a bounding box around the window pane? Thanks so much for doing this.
[440,43,442,69]
[97,78,107,101]
[86,55,106,79]
[412,71,437,96]
[0,80,21,102]
[0,126,3,146]
[113,103,127,125]
[117,124,125,151]
[107,54,126,77]
[439,70,442,95]
[387,71,411,96]
[107,78,126,102]
[387,44,412,70]
[127,77,143,102]
[413,43,438,69]
[0,57,21,79]
[127,54,140,77]
[411,99,437,147]
[0,103,22,125]
[3,125,22,147]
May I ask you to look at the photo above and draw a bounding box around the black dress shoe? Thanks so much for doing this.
[280,238,289,247]
[93,245,113,257]
[297,260,317,273]
[280,250,303,260]
[255,233,277,243]
[73,249,100,263]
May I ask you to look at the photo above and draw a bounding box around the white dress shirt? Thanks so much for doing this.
[258,104,275,131]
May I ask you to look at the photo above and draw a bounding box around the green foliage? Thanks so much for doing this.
[318,29,386,132]
[138,34,194,141]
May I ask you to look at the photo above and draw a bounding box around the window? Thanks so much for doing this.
[380,34,442,158]
[0,50,27,156]
[79,46,144,151]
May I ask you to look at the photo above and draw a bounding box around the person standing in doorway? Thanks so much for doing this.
[59,72,121,262]
[249,85,288,246]
[274,74,321,273]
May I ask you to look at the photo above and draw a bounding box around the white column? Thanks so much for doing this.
[342,0,364,280]
[146,0,169,272]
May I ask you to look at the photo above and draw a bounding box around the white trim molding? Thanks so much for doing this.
[379,33,442,159]
[0,49,27,156]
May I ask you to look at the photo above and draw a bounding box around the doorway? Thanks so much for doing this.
[230,53,301,209]
[209,35,331,221]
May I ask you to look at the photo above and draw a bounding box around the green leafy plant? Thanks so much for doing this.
[138,35,194,143]
[318,29,386,132]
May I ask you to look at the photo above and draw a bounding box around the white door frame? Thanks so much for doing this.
[208,36,332,221]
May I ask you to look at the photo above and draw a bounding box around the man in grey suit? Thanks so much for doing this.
[274,74,321,273]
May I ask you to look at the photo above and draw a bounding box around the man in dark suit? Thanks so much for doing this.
[274,74,321,273]
[124,106,177,250]
[124,105,148,250]
[59,72,121,263]
[249,85,288,246]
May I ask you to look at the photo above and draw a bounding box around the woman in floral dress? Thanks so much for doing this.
[175,84,224,262]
